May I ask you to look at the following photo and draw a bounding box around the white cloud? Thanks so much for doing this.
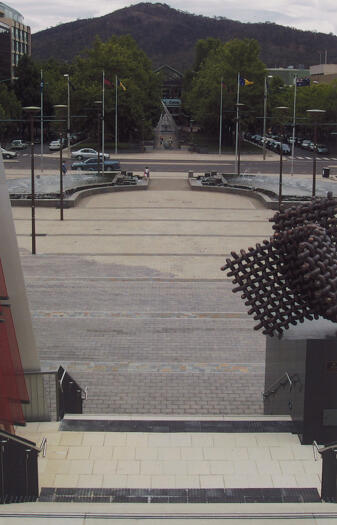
[8,0,337,35]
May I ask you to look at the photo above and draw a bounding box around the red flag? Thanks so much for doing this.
[104,78,112,87]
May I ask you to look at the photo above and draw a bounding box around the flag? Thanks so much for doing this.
[69,80,76,91]
[240,77,254,86]
[119,79,127,91]
[40,80,44,93]
[104,78,112,87]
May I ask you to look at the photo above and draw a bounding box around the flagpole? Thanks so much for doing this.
[40,69,44,174]
[115,74,118,154]
[235,72,240,175]
[102,71,105,175]
[218,77,223,155]
[263,76,267,160]
[291,76,297,176]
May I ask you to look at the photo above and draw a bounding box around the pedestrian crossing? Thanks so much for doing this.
[289,156,337,161]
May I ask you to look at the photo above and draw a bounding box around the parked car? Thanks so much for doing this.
[316,144,329,154]
[71,158,120,172]
[71,148,109,160]
[49,139,65,151]
[301,139,312,150]
[10,139,27,150]
[281,143,291,155]
[1,147,17,159]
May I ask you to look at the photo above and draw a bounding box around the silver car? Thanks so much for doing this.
[1,147,17,159]
[71,148,109,160]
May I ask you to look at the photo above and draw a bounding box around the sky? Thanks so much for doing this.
[8,0,337,35]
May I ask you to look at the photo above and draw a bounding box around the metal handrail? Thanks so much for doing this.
[313,440,337,461]
[263,372,294,399]
[59,367,87,399]
[39,437,47,458]
[0,430,40,453]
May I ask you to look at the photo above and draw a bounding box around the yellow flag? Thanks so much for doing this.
[119,80,126,91]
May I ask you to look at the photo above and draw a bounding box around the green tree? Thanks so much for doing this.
[70,36,161,142]
[0,84,21,144]
[184,38,266,138]
[14,55,40,107]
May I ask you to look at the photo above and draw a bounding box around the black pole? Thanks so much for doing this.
[238,116,241,177]
[279,133,283,210]
[59,131,64,220]
[97,109,101,176]
[30,114,36,255]
[312,123,317,197]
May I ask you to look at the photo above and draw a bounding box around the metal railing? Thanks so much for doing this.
[263,372,297,399]
[0,430,45,504]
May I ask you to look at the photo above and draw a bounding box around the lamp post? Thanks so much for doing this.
[275,106,289,210]
[94,101,102,176]
[63,74,71,158]
[262,75,273,160]
[22,106,40,254]
[235,103,245,177]
[306,109,326,197]
[54,104,67,220]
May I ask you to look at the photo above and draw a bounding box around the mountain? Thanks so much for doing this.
[32,2,337,71]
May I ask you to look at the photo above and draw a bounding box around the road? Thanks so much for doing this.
[3,146,337,177]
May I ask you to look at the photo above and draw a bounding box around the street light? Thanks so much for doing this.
[94,101,102,176]
[262,75,273,160]
[275,106,289,210]
[22,106,40,254]
[306,109,326,197]
[54,104,67,221]
[235,103,245,177]
[63,74,71,158]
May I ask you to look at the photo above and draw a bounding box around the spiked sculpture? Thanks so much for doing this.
[222,196,337,337]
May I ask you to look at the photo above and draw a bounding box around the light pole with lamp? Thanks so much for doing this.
[94,101,102,176]
[53,104,67,221]
[63,74,71,158]
[235,103,245,177]
[275,106,289,210]
[306,109,326,197]
[22,106,40,254]
[262,75,273,160]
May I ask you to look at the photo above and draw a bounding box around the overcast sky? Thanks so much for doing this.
[9,0,337,35]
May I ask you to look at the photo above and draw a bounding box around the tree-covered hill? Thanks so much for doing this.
[32,2,337,71]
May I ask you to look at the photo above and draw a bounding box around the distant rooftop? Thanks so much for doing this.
[0,2,24,23]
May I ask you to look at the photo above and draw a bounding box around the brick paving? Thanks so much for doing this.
[14,175,274,415]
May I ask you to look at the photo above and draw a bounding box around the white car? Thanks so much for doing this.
[71,148,109,160]
[1,147,17,159]
[49,139,66,151]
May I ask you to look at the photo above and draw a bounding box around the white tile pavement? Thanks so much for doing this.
[15,422,322,492]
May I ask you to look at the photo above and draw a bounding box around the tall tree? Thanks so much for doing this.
[71,36,161,141]
[184,38,266,137]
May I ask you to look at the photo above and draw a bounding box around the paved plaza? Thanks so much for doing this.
[12,171,274,415]
[4,159,336,521]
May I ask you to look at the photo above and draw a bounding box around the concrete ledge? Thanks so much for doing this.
[188,176,309,210]
[10,180,149,208]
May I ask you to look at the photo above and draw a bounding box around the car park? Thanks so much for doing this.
[71,158,120,172]
[71,148,109,160]
[1,147,17,159]
[10,139,27,150]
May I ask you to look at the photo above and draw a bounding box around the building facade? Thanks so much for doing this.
[267,67,310,86]
[0,2,31,81]
[310,64,337,84]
